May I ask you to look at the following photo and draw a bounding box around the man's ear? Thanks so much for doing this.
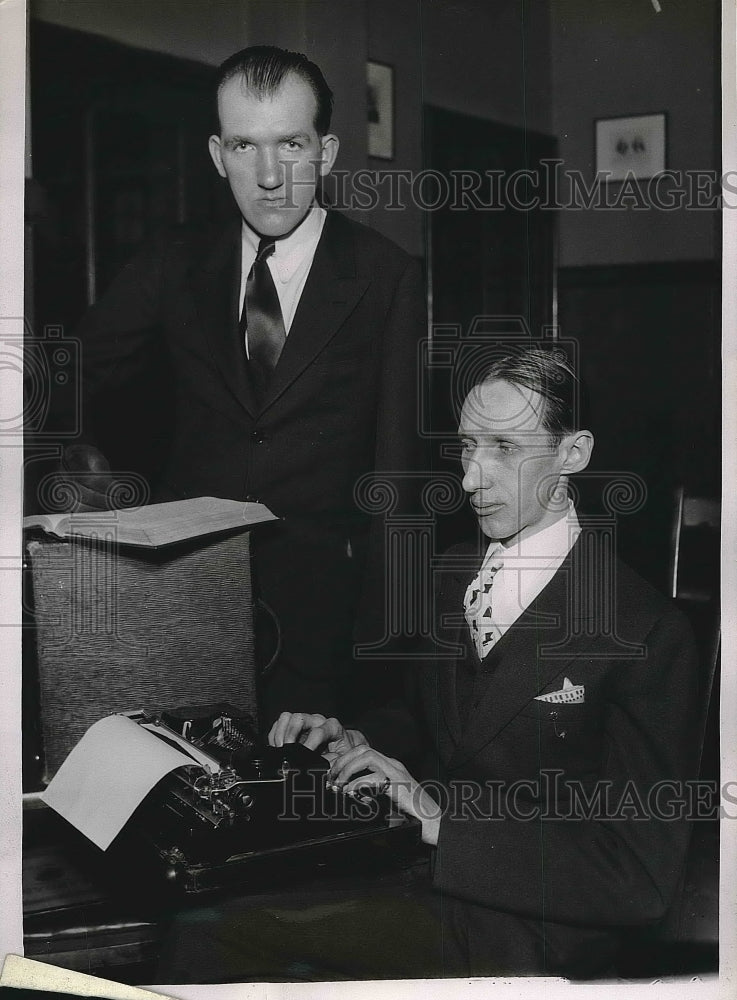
[208,135,227,179]
[318,133,340,177]
[560,430,594,475]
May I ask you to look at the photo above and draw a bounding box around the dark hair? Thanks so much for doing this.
[470,345,590,445]
[214,45,334,136]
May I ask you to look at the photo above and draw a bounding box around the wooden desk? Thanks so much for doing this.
[24,805,438,985]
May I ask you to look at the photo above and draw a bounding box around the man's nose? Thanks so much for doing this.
[256,149,282,189]
[462,458,484,493]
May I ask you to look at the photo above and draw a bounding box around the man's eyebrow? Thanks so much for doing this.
[457,430,545,442]
[225,132,311,145]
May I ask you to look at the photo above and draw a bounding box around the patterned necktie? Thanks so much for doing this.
[464,545,505,660]
[240,237,286,401]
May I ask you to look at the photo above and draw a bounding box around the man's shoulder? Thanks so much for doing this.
[137,211,414,272]
[323,209,415,266]
[122,218,239,270]
[575,527,665,603]
[441,530,686,625]
[574,526,692,635]
[436,531,694,647]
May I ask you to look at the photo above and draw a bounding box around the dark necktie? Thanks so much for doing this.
[240,237,286,400]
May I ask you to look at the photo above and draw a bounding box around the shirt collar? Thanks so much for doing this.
[482,501,581,569]
[241,204,326,283]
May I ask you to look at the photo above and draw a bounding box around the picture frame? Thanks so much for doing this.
[594,112,667,181]
[367,60,394,160]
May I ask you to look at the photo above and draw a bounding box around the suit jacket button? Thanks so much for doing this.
[251,430,264,444]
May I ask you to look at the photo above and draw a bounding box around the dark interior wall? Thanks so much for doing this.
[421,0,551,134]
[549,0,721,588]
[552,0,719,268]
[31,0,250,65]
[558,262,720,589]
[364,0,424,256]
[555,254,721,590]
[32,0,553,259]
[359,0,553,255]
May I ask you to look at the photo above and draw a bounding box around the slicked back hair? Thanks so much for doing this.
[214,45,334,136]
[471,346,590,446]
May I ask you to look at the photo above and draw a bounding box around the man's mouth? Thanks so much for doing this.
[471,501,503,514]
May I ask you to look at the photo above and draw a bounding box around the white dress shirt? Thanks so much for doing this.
[238,204,326,352]
[475,501,581,640]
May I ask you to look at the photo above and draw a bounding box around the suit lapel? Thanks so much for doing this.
[190,221,257,416]
[433,544,483,747]
[190,211,370,416]
[258,211,370,412]
[449,536,594,769]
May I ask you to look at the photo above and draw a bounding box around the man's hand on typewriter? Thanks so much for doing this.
[326,745,442,847]
[268,712,367,756]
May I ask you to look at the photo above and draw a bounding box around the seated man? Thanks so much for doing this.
[270,346,702,979]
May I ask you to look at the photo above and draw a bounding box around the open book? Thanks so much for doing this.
[23,496,277,549]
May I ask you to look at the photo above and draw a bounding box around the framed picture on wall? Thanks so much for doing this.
[367,60,394,160]
[595,112,667,181]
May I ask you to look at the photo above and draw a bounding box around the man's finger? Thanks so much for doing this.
[328,746,376,787]
[307,716,344,747]
[269,714,345,750]
[273,712,329,746]
[343,769,388,799]
[267,714,289,746]
[300,716,347,751]
[268,711,306,746]
[283,713,323,745]
[301,724,332,751]
[270,712,301,746]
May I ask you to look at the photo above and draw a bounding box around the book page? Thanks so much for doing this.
[116,496,275,546]
[23,513,68,537]
[24,498,277,548]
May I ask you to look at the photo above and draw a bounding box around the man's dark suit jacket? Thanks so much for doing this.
[71,209,426,720]
[361,529,703,978]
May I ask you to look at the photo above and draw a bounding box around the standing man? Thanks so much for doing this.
[59,46,425,722]
[271,346,702,978]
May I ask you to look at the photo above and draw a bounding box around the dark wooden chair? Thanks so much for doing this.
[616,487,720,979]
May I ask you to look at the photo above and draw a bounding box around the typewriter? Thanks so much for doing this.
[101,704,420,895]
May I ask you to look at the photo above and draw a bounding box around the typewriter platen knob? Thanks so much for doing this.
[161,846,187,883]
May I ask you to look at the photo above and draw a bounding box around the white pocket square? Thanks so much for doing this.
[534,677,585,704]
